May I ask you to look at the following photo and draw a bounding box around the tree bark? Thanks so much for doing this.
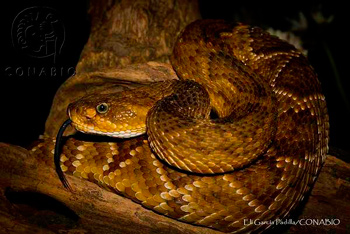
[76,0,200,74]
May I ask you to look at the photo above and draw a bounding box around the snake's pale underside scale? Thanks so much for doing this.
[32,20,329,233]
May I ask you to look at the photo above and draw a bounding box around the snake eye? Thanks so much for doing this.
[96,103,109,114]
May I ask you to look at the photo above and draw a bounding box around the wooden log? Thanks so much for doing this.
[0,143,349,233]
[0,142,221,234]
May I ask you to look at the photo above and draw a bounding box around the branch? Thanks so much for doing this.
[1,143,349,233]
[0,142,221,234]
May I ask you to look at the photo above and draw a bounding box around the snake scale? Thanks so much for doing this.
[31,20,329,233]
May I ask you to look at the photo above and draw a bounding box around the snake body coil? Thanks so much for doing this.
[32,20,329,233]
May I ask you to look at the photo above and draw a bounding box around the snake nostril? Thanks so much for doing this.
[85,108,97,119]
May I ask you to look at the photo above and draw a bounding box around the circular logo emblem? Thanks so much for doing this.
[11,6,65,63]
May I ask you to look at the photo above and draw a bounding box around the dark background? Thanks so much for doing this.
[1,0,349,159]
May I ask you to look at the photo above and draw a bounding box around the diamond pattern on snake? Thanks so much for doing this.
[31,19,329,233]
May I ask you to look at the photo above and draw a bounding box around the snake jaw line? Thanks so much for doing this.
[72,122,146,138]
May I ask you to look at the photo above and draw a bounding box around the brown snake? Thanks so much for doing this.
[32,20,329,233]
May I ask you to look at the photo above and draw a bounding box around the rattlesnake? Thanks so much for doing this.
[32,19,329,233]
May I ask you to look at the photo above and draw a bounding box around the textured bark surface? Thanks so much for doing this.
[76,0,200,73]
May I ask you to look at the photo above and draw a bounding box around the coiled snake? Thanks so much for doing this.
[32,20,329,233]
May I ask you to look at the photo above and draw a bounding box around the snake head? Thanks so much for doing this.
[67,81,177,138]
[67,92,151,138]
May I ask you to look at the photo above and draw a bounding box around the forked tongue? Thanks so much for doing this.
[54,119,72,190]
